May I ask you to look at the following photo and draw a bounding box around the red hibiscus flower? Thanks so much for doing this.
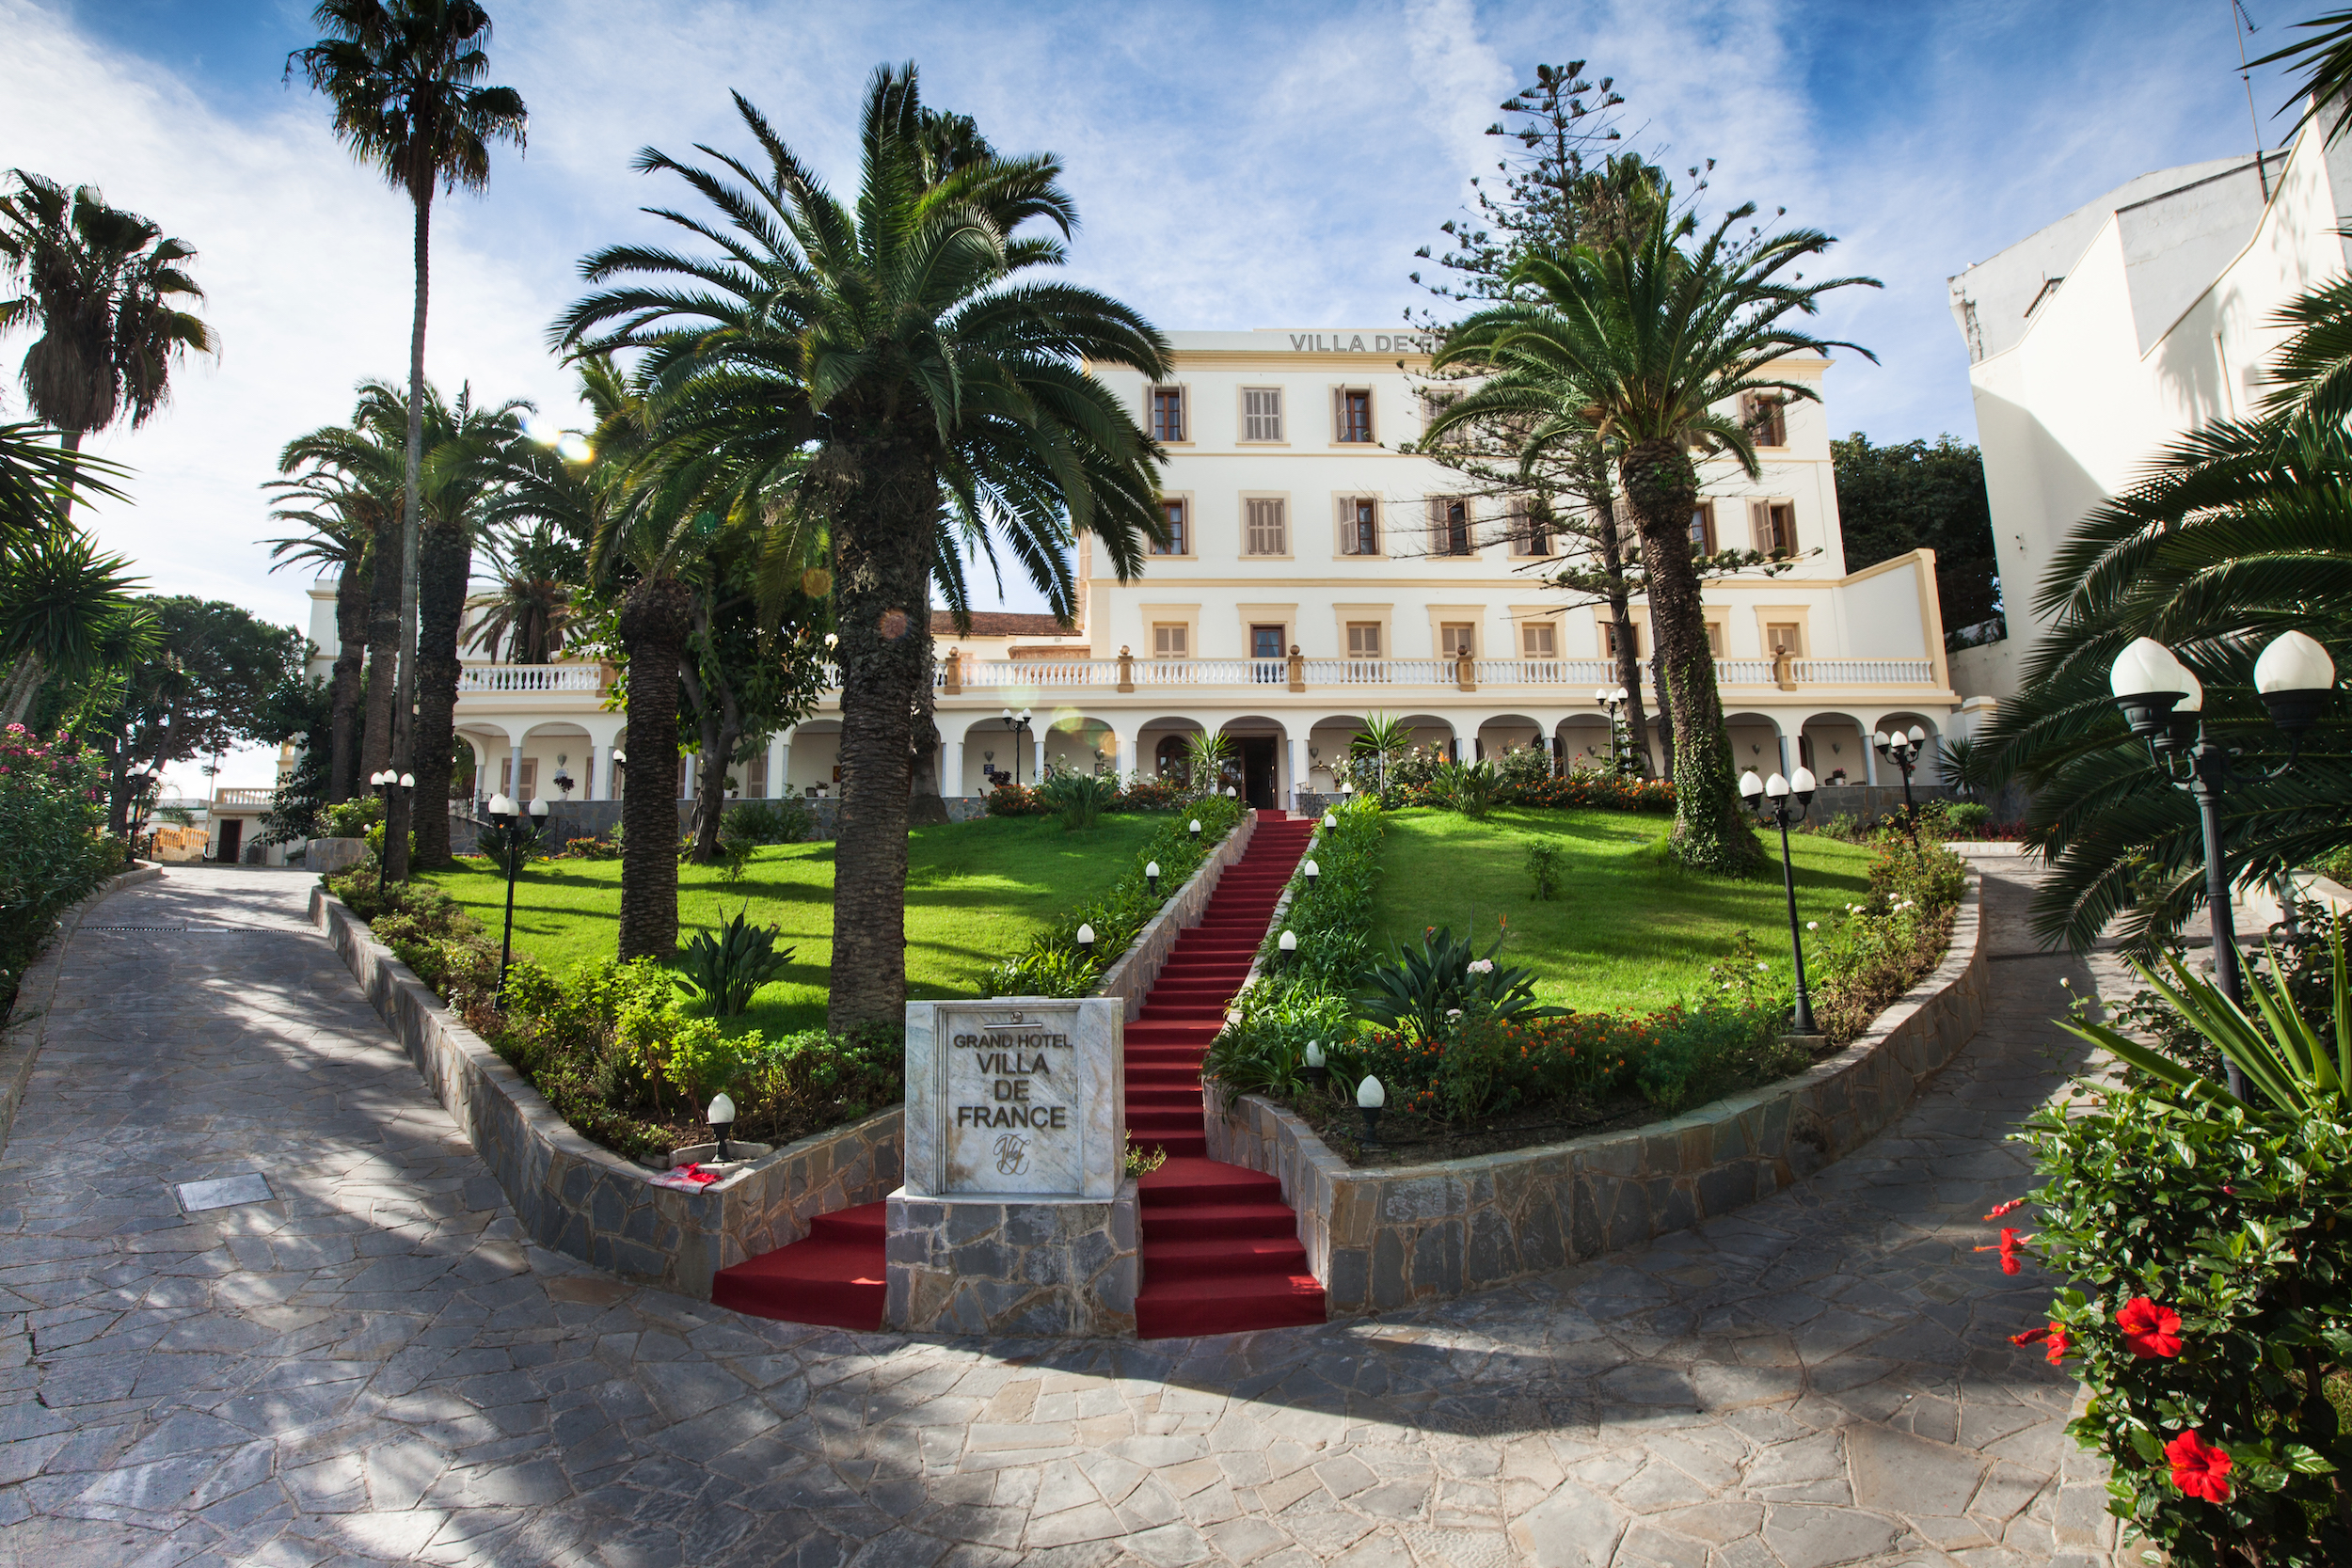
[2164,1430,2232,1503]
[1983,1197,2027,1221]
[2117,1297,2183,1358]
[1974,1227,2030,1275]
[2010,1322,2071,1365]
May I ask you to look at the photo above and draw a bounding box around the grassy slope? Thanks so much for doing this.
[421,813,1163,1037]
[1368,807,1877,1014]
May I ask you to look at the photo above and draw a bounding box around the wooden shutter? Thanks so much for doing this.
[1244,388,1282,440]
[1347,623,1381,658]
[1521,623,1555,658]
[1247,498,1285,555]
[1153,623,1187,658]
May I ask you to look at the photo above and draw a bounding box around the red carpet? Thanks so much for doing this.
[709,810,1327,1338]
[1130,813,1328,1338]
[710,1200,886,1330]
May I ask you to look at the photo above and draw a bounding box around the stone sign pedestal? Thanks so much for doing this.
[888,997,1138,1336]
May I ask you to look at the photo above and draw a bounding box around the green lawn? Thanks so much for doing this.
[1368,807,1877,1014]
[421,814,1163,1037]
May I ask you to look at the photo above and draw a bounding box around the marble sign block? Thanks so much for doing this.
[903,996,1123,1201]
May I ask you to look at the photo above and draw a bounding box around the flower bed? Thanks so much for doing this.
[1207,809,1970,1166]
[0,725,126,1017]
[323,868,898,1164]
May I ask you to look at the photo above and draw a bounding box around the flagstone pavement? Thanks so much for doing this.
[0,857,2131,1568]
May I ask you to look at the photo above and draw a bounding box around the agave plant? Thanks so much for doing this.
[1433,758,1499,819]
[677,908,794,1018]
[1040,768,1116,830]
[2062,924,2348,1113]
[1357,926,1553,1040]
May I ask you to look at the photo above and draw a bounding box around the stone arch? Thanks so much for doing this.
[1217,714,1294,810]
[1474,711,1545,763]
[1303,712,1370,793]
[1870,709,1946,787]
[1798,709,1871,788]
[1395,712,1458,764]
[1723,710,1788,776]
[1553,714,1614,771]
[1135,715,1207,786]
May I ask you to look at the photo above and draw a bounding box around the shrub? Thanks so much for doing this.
[1114,774,1184,811]
[1944,800,1992,835]
[1523,838,1563,901]
[723,800,810,845]
[1356,925,1551,1039]
[1039,768,1117,831]
[1431,758,1499,819]
[1804,830,1971,1046]
[0,725,120,1013]
[564,835,618,860]
[676,908,794,1017]
[1493,744,1553,793]
[321,797,381,838]
[983,783,1048,816]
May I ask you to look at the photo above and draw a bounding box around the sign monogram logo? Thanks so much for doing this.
[993,1133,1031,1176]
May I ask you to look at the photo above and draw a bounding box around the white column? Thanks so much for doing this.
[777,730,795,798]
[945,736,964,799]
[1033,733,1045,784]
[1776,731,1790,774]
[507,743,522,801]
[764,733,787,800]
[1863,733,1881,786]
[1108,726,1136,788]
[1285,736,1303,812]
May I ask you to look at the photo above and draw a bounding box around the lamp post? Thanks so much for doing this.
[1000,707,1034,785]
[1188,817,1201,845]
[1357,1074,1386,1148]
[1146,860,1162,898]
[1738,766,1820,1037]
[707,1092,737,1162]
[1871,726,1927,836]
[370,769,412,898]
[1303,1040,1328,1095]
[486,792,549,996]
[1596,687,1632,775]
[1076,923,1096,964]
[1278,929,1297,965]
[2106,631,2338,1098]
[1302,859,1319,894]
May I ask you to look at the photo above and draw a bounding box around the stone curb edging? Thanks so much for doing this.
[309,884,901,1297]
[0,863,165,1153]
[1094,810,1258,1023]
[1205,869,1989,1315]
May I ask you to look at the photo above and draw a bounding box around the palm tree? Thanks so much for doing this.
[1979,285,2352,950]
[558,71,1170,1026]
[289,0,526,869]
[1429,205,1878,873]
[0,169,215,721]
[262,477,375,800]
[469,521,580,663]
[274,385,409,806]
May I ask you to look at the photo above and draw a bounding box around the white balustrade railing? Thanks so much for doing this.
[456,661,604,694]
[1713,658,1779,685]
[213,787,273,806]
[1791,657,1935,684]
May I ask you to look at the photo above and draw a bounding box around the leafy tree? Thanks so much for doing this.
[1978,277,2352,952]
[677,541,829,861]
[289,0,526,874]
[260,675,335,846]
[89,597,309,834]
[0,525,152,751]
[0,169,215,720]
[1430,207,1878,873]
[558,71,1170,1027]
[0,420,128,538]
[1831,432,1998,637]
[262,468,376,801]
[272,385,409,808]
[470,520,579,663]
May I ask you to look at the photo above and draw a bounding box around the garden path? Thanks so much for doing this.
[0,856,2126,1568]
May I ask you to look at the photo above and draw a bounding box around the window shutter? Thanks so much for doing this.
[1750,501,1770,553]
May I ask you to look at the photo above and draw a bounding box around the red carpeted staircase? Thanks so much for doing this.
[709,810,1328,1338]
[1129,813,1327,1338]
[711,1200,888,1330]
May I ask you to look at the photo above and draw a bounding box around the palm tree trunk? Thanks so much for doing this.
[1650,643,1676,784]
[328,560,369,802]
[617,577,693,960]
[678,635,740,863]
[359,504,402,784]
[410,520,470,866]
[828,442,932,1033]
[1621,437,1759,874]
[1586,495,1654,775]
[386,185,434,885]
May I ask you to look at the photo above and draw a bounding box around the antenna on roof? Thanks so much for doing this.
[2233,0,2271,202]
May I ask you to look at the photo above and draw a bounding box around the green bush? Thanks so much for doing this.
[1356,925,1552,1039]
[1039,768,1117,831]
[321,797,381,838]
[676,908,794,1017]
[723,800,810,845]
[1803,830,1971,1045]
[1944,800,1992,834]
[0,726,122,1014]
[1523,838,1563,901]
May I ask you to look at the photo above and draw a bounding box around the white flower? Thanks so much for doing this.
[1756,962,1769,972]
[1467,958,1494,974]
[2059,976,2071,989]
[1445,1007,1464,1020]
[1805,921,1819,930]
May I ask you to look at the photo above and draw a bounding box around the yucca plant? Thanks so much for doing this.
[1357,926,1553,1040]
[1040,768,1116,831]
[2063,924,2349,1113]
[1182,731,1236,797]
[676,907,794,1018]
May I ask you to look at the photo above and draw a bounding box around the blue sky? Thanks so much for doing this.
[0,0,2317,784]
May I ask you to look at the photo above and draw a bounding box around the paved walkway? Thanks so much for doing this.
[0,860,2122,1568]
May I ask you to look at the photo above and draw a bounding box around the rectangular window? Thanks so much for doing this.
[1439,622,1475,658]
[1752,500,1797,556]
[1341,497,1379,556]
[1690,500,1717,555]
[1242,387,1284,441]
[1150,386,1185,443]
[1152,498,1188,556]
[1603,621,1641,659]
[1766,622,1804,657]
[1345,622,1382,658]
[1335,388,1374,442]
[1521,623,1556,659]
[1707,622,1726,657]
[1742,393,1788,448]
[747,752,768,799]
[1517,499,1551,557]
[501,758,538,800]
[1152,623,1188,659]
[1245,497,1287,556]
[1433,498,1470,556]
[1250,625,1286,660]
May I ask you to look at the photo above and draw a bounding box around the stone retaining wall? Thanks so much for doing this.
[884,1185,1139,1337]
[1,863,163,1150]
[1093,810,1257,1022]
[1205,871,1989,1315]
[310,885,901,1297]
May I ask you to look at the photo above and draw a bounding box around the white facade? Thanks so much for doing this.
[1947,118,2352,700]
[306,329,1960,810]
